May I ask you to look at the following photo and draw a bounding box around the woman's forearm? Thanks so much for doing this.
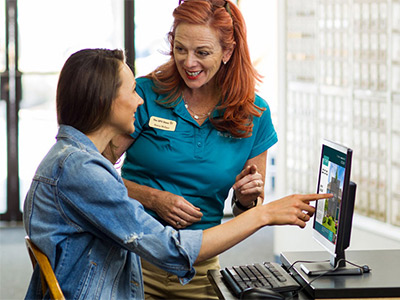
[122,178,161,210]
[103,134,134,164]
[196,207,265,263]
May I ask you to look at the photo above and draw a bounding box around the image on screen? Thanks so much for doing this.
[314,146,347,246]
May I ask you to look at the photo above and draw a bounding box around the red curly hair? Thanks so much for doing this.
[147,0,264,138]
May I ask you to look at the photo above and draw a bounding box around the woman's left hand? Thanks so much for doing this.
[232,165,263,207]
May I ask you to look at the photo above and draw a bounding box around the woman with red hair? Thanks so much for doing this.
[110,0,278,298]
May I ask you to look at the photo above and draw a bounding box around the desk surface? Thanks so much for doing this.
[208,249,400,300]
[281,249,400,298]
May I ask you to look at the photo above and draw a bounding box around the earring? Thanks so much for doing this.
[223,61,227,65]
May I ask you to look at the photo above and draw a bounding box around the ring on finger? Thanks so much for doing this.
[176,221,180,226]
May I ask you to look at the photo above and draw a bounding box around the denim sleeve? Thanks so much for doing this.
[57,150,202,282]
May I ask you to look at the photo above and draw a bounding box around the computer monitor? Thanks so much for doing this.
[310,139,357,270]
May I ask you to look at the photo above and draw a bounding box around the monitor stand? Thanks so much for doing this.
[300,237,363,276]
[300,251,363,276]
[300,261,363,276]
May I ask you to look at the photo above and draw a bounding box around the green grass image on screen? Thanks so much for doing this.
[322,216,337,234]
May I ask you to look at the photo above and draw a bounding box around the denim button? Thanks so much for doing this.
[131,280,139,287]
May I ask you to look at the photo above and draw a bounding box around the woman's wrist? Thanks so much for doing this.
[231,192,257,211]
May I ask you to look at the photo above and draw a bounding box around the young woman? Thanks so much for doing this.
[23,48,330,300]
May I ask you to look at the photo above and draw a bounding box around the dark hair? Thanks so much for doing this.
[56,48,125,134]
[148,0,263,138]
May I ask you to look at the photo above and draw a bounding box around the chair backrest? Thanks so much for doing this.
[25,236,66,300]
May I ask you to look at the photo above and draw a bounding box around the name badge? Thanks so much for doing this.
[149,116,177,131]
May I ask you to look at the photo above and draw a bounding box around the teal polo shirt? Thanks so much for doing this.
[121,77,278,230]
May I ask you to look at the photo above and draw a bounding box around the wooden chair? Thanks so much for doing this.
[25,236,66,300]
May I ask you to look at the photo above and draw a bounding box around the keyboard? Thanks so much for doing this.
[220,262,301,298]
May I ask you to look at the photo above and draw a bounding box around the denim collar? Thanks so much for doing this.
[56,125,99,153]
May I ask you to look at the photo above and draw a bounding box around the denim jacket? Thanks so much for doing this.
[23,125,202,300]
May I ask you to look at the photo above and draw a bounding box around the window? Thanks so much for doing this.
[1,0,124,217]
[134,1,175,77]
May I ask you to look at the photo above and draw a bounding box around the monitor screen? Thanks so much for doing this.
[313,139,353,259]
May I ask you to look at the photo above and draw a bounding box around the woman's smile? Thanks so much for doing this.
[185,69,202,80]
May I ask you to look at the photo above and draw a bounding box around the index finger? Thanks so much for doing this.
[299,193,333,202]
[239,165,253,178]
[249,165,257,174]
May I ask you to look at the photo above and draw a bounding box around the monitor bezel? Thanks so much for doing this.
[312,139,353,258]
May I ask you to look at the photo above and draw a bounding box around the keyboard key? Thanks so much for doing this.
[259,278,272,288]
[241,265,257,281]
[254,263,272,278]
[277,275,287,282]
[233,266,250,281]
